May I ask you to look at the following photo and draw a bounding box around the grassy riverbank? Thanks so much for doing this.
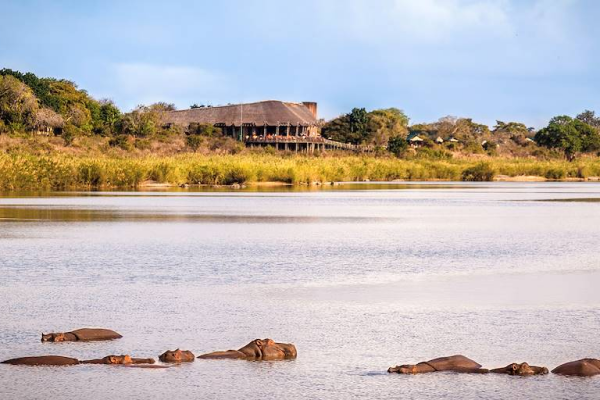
[1,153,600,191]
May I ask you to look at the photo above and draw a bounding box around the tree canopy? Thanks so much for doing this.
[321,107,409,146]
[535,116,600,161]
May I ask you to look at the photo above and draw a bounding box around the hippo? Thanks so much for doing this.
[552,359,600,377]
[2,356,80,366]
[388,355,488,374]
[41,328,122,343]
[490,362,549,376]
[198,339,297,361]
[159,349,195,363]
[81,355,155,365]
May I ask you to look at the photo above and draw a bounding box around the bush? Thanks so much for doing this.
[461,162,496,181]
[108,135,133,151]
[222,166,252,185]
[415,147,453,160]
[134,138,152,150]
[387,135,408,157]
[148,162,176,183]
[62,124,79,146]
[545,168,566,180]
[186,135,203,152]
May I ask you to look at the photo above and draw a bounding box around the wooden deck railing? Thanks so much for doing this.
[244,136,373,152]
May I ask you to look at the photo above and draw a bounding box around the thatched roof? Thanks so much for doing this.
[35,107,64,128]
[165,100,318,127]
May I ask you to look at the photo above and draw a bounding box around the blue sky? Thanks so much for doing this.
[1,0,599,127]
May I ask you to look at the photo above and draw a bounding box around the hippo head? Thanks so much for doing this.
[254,339,286,359]
[387,364,419,374]
[41,333,65,342]
[102,355,133,365]
[159,349,194,363]
[497,362,549,376]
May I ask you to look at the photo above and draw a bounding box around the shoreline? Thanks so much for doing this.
[1,153,600,191]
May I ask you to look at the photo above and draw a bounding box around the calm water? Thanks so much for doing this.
[0,182,599,399]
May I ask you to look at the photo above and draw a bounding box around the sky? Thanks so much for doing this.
[1,0,599,127]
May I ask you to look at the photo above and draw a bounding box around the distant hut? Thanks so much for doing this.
[448,137,459,143]
[435,136,444,144]
[408,135,425,148]
[34,107,64,136]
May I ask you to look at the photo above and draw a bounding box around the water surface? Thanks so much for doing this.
[1,182,599,399]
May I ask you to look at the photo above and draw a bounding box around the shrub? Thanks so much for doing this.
[108,135,133,151]
[222,166,252,185]
[134,138,152,150]
[62,124,78,147]
[387,135,408,157]
[461,162,496,181]
[545,168,566,180]
[186,135,203,152]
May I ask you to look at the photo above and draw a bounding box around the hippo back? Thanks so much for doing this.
[70,328,122,341]
[427,355,482,371]
[2,356,80,366]
[552,359,600,376]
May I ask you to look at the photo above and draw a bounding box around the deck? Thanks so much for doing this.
[244,136,372,153]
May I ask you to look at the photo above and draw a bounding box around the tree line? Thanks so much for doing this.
[1,68,600,160]
[322,107,600,160]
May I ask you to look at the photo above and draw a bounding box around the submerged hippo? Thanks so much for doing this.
[2,356,80,366]
[81,355,155,365]
[552,359,600,377]
[388,355,488,374]
[159,349,195,363]
[198,339,297,361]
[490,362,548,376]
[41,328,122,343]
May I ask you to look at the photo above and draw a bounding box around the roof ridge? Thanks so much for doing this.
[171,100,304,113]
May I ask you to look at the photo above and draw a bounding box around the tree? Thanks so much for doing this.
[576,110,600,128]
[187,123,221,137]
[321,114,352,143]
[387,135,408,157]
[348,108,368,141]
[322,107,409,146]
[535,116,600,161]
[0,74,39,131]
[97,100,121,135]
[367,108,409,147]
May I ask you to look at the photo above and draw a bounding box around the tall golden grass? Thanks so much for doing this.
[0,153,599,190]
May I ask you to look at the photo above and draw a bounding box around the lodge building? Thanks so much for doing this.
[165,100,359,152]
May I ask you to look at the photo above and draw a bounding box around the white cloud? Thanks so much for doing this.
[389,0,512,40]
[111,63,232,110]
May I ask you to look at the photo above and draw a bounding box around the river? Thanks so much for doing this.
[0,182,599,399]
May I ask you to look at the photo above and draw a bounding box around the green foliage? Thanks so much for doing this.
[92,100,121,135]
[414,147,453,160]
[387,135,408,157]
[186,135,203,152]
[535,115,600,161]
[461,162,496,181]
[61,124,78,146]
[0,75,39,129]
[576,110,600,128]
[544,167,567,180]
[483,140,498,156]
[0,68,60,111]
[322,107,409,146]
[1,153,600,191]
[368,108,409,146]
[108,134,133,151]
[0,69,118,136]
[187,123,221,137]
